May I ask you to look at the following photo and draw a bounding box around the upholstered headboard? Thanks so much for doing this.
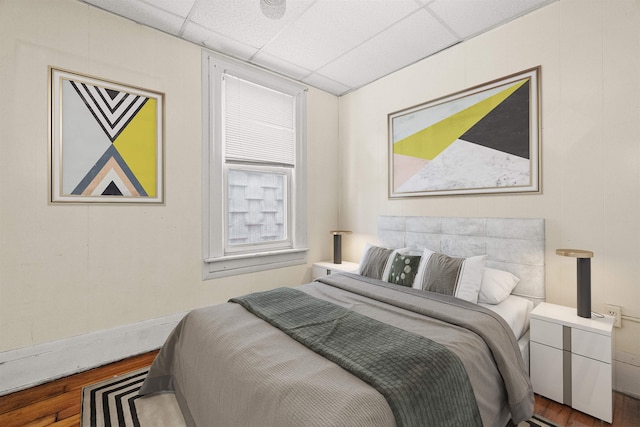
[378,216,545,304]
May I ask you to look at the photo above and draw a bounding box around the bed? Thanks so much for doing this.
[140,216,545,427]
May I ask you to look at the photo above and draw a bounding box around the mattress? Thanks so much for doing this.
[479,295,534,374]
[479,294,534,341]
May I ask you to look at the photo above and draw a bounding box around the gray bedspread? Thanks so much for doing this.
[140,273,533,427]
[230,287,482,427]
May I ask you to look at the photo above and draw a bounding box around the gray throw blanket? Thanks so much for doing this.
[230,287,482,427]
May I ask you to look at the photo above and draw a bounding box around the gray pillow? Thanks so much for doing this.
[419,251,463,295]
[359,245,394,280]
[413,249,486,303]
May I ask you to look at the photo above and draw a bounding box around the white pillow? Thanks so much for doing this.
[478,267,520,304]
[413,248,486,303]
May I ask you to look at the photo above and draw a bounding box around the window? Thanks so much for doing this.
[202,51,308,279]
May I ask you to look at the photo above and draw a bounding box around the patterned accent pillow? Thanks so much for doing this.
[387,253,422,287]
[412,249,486,303]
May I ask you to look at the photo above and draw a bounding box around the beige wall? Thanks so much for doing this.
[338,0,640,357]
[0,0,340,352]
[1,0,638,381]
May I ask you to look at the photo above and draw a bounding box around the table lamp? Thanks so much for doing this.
[330,230,352,264]
[556,249,594,318]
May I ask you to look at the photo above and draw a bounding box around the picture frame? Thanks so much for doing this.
[388,67,540,198]
[49,67,165,204]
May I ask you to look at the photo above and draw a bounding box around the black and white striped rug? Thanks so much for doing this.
[81,367,186,427]
[82,368,559,427]
[518,415,560,427]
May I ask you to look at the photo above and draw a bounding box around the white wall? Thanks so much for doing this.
[0,0,340,355]
[338,0,640,394]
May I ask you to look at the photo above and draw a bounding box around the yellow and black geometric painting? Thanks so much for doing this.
[389,67,540,197]
[50,68,164,203]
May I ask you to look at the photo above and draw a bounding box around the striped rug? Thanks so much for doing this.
[518,415,560,427]
[82,368,559,427]
[81,368,186,427]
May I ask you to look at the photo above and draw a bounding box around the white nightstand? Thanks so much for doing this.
[530,302,615,422]
[312,261,359,280]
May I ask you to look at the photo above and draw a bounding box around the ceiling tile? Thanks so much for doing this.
[301,73,351,96]
[261,0,423,71]
[77,0,557,96]
[83,0,185,35]
[428,0,554,39]
[144,0,196,18]
[318,9,458,89]
[182,22,258,61]
[188,0,313,49]
[250,51,312,81]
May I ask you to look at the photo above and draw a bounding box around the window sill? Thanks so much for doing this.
[203,248,308,279]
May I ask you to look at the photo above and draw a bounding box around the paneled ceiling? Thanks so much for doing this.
[78,0,556,96]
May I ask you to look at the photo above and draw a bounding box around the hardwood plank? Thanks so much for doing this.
[535,391,640,427]
[56,393,82,421]
[0,382,67,414]
[611,392,624,426]
[20,414,57,427]
[621,392,640,427]
[534,394,550,414]
[0,390,80,426]
[538,397,572,426]
[51,413,80,427]
[566,409,595,427]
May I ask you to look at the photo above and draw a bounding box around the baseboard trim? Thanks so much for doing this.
[0,312,186,396]
[614,351,640,399]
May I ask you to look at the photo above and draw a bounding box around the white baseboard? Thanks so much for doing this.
[614,351,640,399]
[0,312,186,396]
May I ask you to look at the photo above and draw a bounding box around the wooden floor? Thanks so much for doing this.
[0,351,158,427]
[534,392,640,427]
[0,350,639,426]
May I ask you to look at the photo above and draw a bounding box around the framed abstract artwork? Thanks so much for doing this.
[388,67,540,198]
[49,68,164,203]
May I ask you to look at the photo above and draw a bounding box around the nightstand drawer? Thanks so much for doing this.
[530,341,564,403]
[530,318,563,349]
[572,352,613,422]
[572,328,611,363]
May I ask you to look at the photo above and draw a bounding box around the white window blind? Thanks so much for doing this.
[223,73,295,166]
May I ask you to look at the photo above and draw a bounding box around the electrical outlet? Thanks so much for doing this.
[604,304,622,328]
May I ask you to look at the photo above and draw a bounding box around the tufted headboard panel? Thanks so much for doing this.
[378,216,545,304]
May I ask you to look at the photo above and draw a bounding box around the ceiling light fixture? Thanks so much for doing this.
[260,0,286,20]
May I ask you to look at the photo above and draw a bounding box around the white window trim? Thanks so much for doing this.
[202,51,308,279]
